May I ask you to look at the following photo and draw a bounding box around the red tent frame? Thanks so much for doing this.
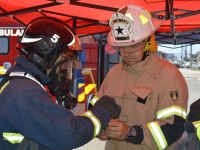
[0,0,199,44]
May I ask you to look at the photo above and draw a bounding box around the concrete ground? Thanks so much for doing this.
[74,68,200,150]
[180,68,200,110]
[74,138,105,150]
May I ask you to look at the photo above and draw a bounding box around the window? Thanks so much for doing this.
[0,37,9,54]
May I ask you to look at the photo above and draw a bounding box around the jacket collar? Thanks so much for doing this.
[122,54,154,74]
[8,55,51,85]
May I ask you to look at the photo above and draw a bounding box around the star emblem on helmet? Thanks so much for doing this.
[115,26,124,35]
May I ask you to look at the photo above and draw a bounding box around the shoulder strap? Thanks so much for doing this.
[0,72,45,90]
[0,75,15,94]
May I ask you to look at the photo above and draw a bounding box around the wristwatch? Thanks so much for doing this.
[125,125,144,144]
[126,126,137,142]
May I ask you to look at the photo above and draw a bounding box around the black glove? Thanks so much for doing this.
[56,95,77,110]
[92,95,121,119]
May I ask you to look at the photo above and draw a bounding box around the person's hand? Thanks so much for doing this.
[97,130,109,141]
[105,119,130,141]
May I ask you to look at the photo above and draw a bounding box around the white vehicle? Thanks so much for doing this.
[183,62,191,68]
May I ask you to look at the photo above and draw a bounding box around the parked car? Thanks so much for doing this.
[183,62,200,69]
[183,62,191,68]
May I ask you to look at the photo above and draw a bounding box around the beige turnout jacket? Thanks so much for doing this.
[98,54,188,150]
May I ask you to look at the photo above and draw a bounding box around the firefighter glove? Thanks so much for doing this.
[92,95,121,119]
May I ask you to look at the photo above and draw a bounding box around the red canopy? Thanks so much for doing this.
[0,0,200,44]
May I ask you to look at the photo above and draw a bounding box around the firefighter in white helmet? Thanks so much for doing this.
[97,5,188,150]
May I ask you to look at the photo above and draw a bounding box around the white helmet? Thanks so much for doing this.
[107,5,163,47]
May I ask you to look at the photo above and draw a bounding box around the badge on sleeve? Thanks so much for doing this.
[170,91,179,100]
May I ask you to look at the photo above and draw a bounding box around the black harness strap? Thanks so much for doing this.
[0,74,33,92]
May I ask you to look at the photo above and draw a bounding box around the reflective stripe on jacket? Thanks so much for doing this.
[3,132,24,144]
[193,121,200,140]
[81,110,101,137]
[147,105,187,150]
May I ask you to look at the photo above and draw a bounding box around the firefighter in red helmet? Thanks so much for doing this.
[0,17,120,150]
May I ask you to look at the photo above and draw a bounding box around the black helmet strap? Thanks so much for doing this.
[28,53,49,70]
[26,38,59,70]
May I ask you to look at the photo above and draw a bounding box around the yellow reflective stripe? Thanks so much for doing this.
[78,83,85,88]
[77,83,97,102]
[192,121,200,128]
[90,96,99,106]
[0,66,6,74]
[81,110,101,137]
[192,121,200,141]
[85,84,96,95]
[140,14,149,25]
[3,132,24,144]
[197,126,200,141]
[0,81,10,94]
[78,92,85,103]
[147,121,168,150]
[157,105,187,120]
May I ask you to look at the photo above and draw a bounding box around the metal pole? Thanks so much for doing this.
[72,17,77,33]
[169,0,176,41]
[181,46,183,68]
[190,45,193,68]
[185,44,188,61]
[97,42,105,90]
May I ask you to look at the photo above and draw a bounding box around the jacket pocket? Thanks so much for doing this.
[129,86,152,104]
[129,86,153,117]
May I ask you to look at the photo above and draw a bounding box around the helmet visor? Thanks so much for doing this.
[46,58,80,110]
[53,54,81,80]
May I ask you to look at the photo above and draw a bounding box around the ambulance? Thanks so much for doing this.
[0,27,24,74]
